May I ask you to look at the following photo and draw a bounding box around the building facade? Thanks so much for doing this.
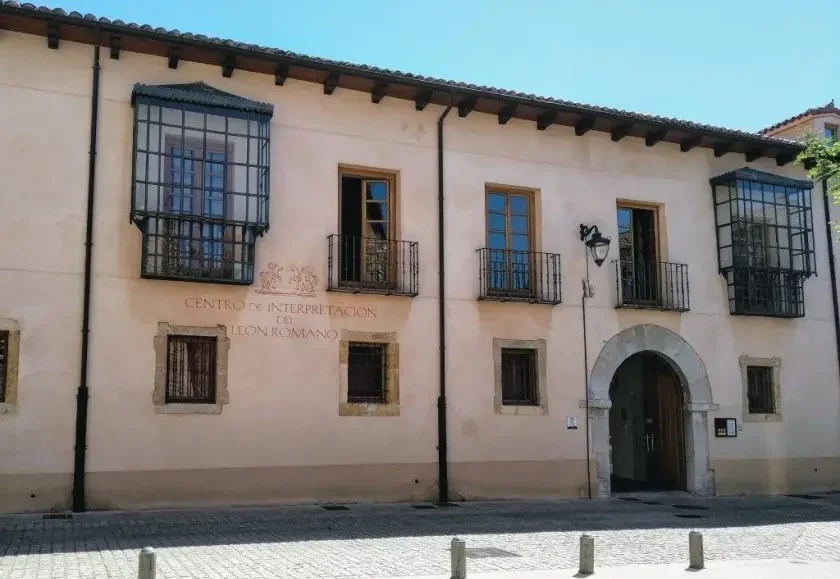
[1,3,839,513]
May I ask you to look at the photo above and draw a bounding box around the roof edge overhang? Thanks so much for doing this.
[0,2,804,164]
[710,167,813,188]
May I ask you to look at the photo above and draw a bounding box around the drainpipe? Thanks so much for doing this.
[72,42,101,513]
[820,179,840,387]
[581,251,592,500]
[436,102,453,504]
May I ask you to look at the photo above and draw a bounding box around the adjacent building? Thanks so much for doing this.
[1,2,838,513]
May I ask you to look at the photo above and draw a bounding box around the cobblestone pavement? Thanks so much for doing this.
[3,493,840,578]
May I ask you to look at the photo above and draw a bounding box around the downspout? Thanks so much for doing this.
[820,179,840,386]
[72,42,101,513]
[437,102,453,504]
[581,252,592,500]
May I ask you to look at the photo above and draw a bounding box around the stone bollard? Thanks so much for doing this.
[579,534,594,575]
[138,547,156,579]
[450,537,466,579]
[689,531,704,570]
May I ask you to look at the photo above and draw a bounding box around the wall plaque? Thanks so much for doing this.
[714,417,737,438]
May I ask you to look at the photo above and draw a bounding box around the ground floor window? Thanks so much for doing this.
[740,355,782,421]
[339,331,399,416]
[493,338,547,415]
[0,319,21,414]
[153,322,230,414]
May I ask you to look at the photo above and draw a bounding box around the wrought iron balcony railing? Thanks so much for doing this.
[614,259,690,312]
[327,234,419,296]
[477,248,561,305]
[724,266,806,318]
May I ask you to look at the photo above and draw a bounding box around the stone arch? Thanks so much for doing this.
[586,324,717,498]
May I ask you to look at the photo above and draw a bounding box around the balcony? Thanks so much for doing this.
[327,234,419,296]
[477,248,561,305]
[614,259,690,312]
[724,267,806,318]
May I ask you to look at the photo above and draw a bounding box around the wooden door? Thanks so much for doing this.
[652,364,686,490]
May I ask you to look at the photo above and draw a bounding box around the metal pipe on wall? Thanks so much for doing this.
[820,179,840,390]
[72,41,101,513]
[436,103,453,504]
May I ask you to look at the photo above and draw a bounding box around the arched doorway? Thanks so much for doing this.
[586,324,717,498]
[609,352,686,492]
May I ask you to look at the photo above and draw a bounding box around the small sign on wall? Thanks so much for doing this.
[714,417,737,438]
[567,416,578,430]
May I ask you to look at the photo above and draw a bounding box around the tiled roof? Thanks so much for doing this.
[760,100,840,135]
[709,167,813,188]
[0,2,803,153]
[132,82,274,115]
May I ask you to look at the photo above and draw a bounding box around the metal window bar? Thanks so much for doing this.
[747,366,775,414]
[347,343,387,403]
[165,335,217,404]
[327,234,419,296]
[500,348,538,406]
[131,98,270,284]
[711,174,815,317]
[614,259,690,312]
[476,248,561,305]
[0,330,8,403]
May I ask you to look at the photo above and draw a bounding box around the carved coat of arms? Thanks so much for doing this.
[256,262,318,296]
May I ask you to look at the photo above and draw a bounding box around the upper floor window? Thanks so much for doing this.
[0,330,8,403]
[825,124,838,140]
[130,83,273,284]
[711,168,815,318]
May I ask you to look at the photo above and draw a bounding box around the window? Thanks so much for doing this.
[746,366,774,414]
[617,205,659,305]
[501,348,538,406]
[0,331,8,403]
[347,343,386,403]
[0,319,20,414]
[131,83,273,284]
[739,355,782,422]
[711,168,815,317]
[153,323,230,414]
[339,331,399,416]
[166,335,217,404]
[486,189,532,293]
[825,124,838,140]
[493,338,548,415]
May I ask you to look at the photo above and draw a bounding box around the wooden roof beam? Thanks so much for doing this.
[221,53,236,78]
[745,148,764,162]
[458,97,477,118]
[371,82,388,104]
[323,72,339,95]
[575,116,596,136]
[274,63,289,86]
[714,142,733,157]
[46,22,59,49]
[680,135,702,152]
[109,34,121,60]
[776,152,796,167]
[611,123,633,142]
[167,46,179,69]
[498,104,516,125]
[537,111,556,131]
[415,90,433,111]
[645,128,667,147]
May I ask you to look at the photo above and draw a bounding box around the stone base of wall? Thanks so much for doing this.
[0,472,72,513]
[712,457,840,496]
[450,460,590,500]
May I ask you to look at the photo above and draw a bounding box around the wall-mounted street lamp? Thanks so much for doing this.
[578,222,611,501]
[579,224,611,268]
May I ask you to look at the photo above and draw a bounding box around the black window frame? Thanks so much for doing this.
[165,334,218,404]
[746,365,775,414]
[347,342,387,404]
[500,348,539,406]
[710,168,815,318]
[130,83,273,285]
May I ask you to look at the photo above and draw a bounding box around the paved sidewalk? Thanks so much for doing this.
[2,493,840,578]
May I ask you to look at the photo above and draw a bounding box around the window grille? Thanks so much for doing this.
[500,348,538,406]
[710,168,815,317]
[347,343,387,403]
[747,365,775,414]
[130,83,273,284]
[0,330,8,403]
[166,335,217,403]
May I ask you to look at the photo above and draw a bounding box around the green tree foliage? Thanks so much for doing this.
[796,136,840,203]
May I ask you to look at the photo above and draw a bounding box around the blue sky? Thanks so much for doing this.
[52,0,837,132]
